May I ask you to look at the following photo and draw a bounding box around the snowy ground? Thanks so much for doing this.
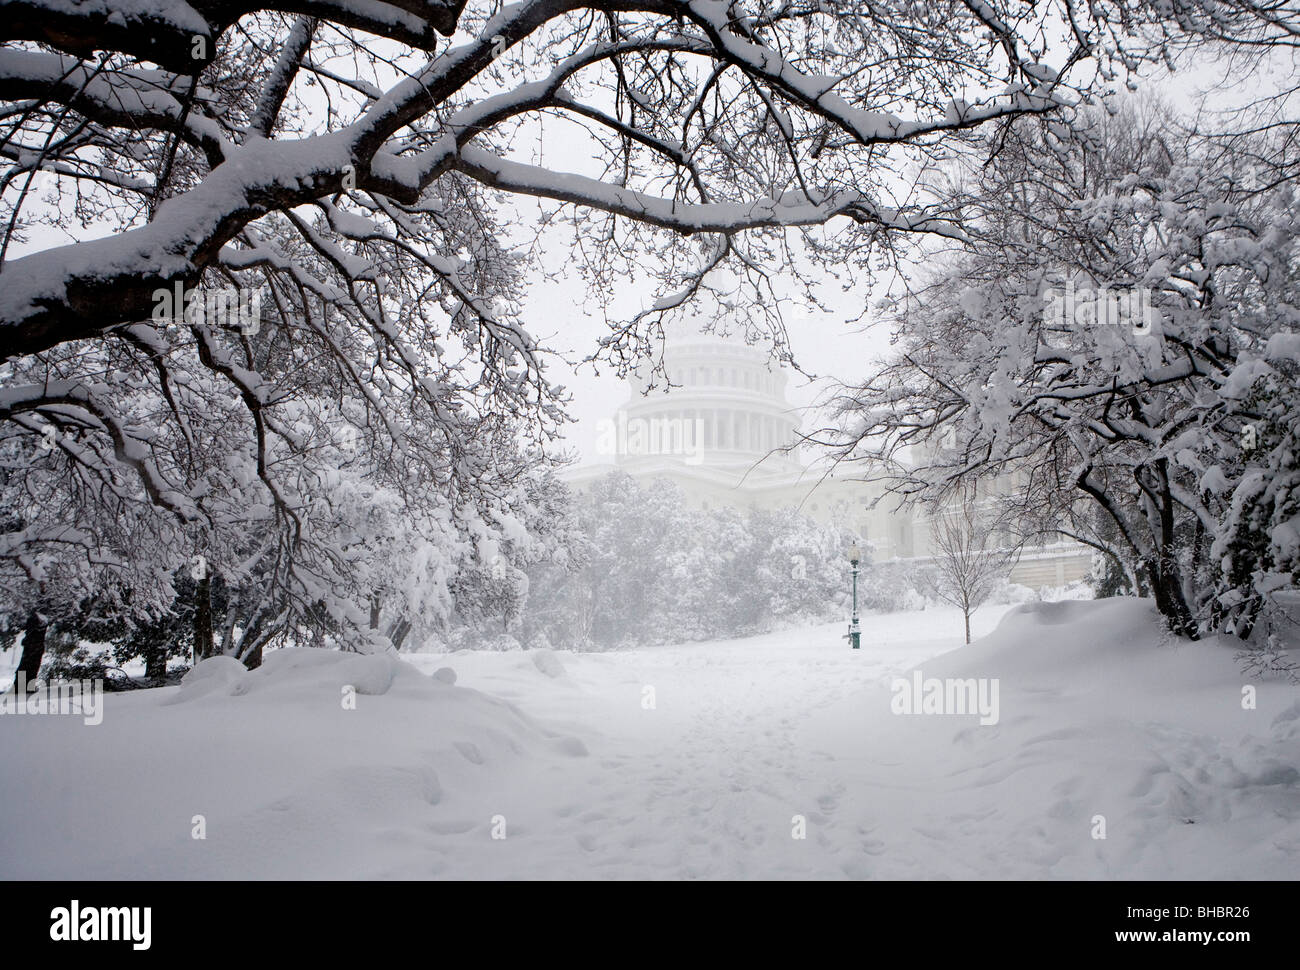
[1,599,1297,879]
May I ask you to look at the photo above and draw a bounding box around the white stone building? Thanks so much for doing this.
[563,331,1093,588]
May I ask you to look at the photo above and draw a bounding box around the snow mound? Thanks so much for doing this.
[432,666,457,685]
[257,647,395,694]
[0,644,582,878]
[169,650,406,703]
[182,655,247,685]
[929,597,1164,683]
[804,596,1300,878]
[530,650,566,678]
[551,735,588,757]
[163,655,249,703]
[999,598,1100,626]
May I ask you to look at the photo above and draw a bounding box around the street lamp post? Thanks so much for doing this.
[845,542,861,649]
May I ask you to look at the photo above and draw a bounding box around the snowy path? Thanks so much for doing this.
[398,608,1011,879]
[398,601,1298,880]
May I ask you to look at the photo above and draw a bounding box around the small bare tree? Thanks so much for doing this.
[922,486,1020,644]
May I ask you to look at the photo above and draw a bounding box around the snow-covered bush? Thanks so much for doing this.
[504,472,857,650]
[860,558,926,613]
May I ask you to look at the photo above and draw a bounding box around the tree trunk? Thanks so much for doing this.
[369,593,381,631]
[1153,459,1198,639]
[1145,557,1197,640]
[144,638,168,682]
[387,618,412,651]
[964,608,971,645]
[236,617,267,671]
[1233,597,1261,641]
[193,572,213,662]
[13,608,47,691]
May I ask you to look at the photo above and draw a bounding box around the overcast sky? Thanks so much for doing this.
[528,49,1279,469]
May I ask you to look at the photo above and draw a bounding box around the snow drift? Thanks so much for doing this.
[0,649,586,879]
[802,598,1300,878]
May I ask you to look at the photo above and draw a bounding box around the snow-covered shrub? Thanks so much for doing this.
[507,472,858,650]
[1234,635,1299,684]
[987,578,1038,605]
[488,633,522,652]
[860,559,926,613]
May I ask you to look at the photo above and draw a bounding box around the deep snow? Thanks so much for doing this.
[0,599,1296,879]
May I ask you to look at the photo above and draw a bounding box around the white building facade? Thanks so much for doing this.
[564,332,1093,588]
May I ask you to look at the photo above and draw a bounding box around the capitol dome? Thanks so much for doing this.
[618,331,804,477]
